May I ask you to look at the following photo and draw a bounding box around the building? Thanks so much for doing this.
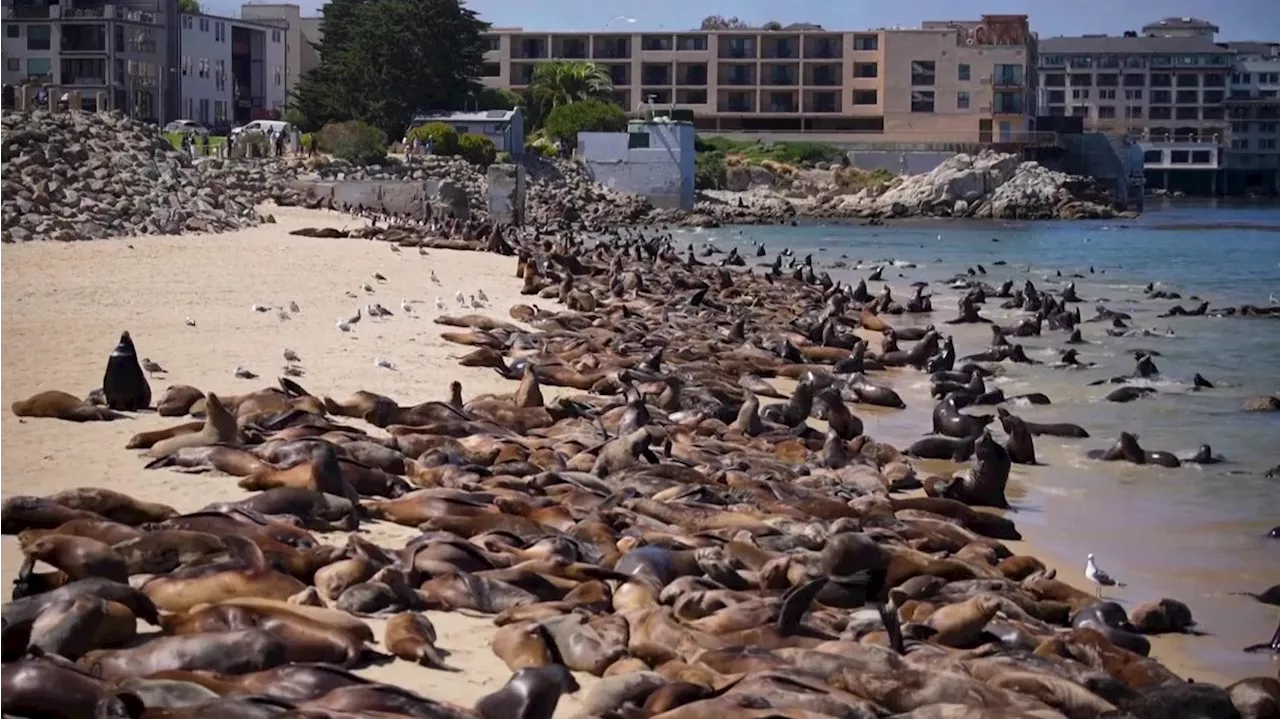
[238,2,319,98]
[479,15,1039,145]
[2,0,181,121]
[410,108,525,153]
[1223,42,1280,192]
[178,10,287,127]
[578,119,696,209]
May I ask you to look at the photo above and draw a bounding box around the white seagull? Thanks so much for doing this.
[454,290,465,305]
[184,317,197,327]
[435,296,447,311]
[251,303,271,313]
[375,357,397,370]
[336,319,352,332]
[401,298,414,314]
[283,348,301,362]
[1085,553,1125,597]
[430,270,440,284]
[477,289,489,303]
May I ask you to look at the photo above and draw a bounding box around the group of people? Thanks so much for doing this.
[180,125,316,160]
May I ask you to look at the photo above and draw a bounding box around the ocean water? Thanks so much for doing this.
[682,202,1280,680]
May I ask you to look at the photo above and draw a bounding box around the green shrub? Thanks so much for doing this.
[408,122,459,155]
[526,136,558,158]
[317,121,387,164]
[834,166,899,192]
[543,99,627,150]
[495,150,512,164]
[457,133,496,165]
[695,151,727,190]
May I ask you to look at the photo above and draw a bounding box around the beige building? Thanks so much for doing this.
[238,1,320,98]
[480,15,1039,144]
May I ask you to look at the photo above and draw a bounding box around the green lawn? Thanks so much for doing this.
[164,132,227,152]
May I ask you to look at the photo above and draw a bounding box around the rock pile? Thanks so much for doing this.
[1,110,267,242]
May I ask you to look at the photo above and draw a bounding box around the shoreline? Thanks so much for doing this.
[0,205,1264,716]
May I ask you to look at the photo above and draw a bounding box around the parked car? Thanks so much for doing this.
[163,120,209,136]
[231,120,293,137]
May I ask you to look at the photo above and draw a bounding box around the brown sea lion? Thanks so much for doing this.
[125,421,205,450]
[19,534,129,583]
[47,487,178,525]
[156,385,206,416]
[111,531,229,575]
[475,665,580,719]
[148,393,238,458]
[515,364,545,408]
[140,535,307,613]
[384,612,457,671]
[79,628,289,679]
[16,519,142,549]
[911,595,1003,648]
[10,390,127,422]
[1,652,146,719]
[27,596,138,659]
[1,495,105,534]
[159,602,377,666]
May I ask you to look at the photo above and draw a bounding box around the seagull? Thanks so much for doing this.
[282,364,305,377]
[375,357,396,370]
[454,290,465,305]
[390,244,401,253]
[283,348,301,362]
[252,303,271,313]
[469,294,483,309]
[140,358,166,376]
[345,290,358,299]
[401,298,414,314]
[477,289,489,303]
[234,366,259,380]
[435,296,447,311]
[184,317,197,327]
[362,282,375,294]
[374,272,387,282]
[277,309,291,321]
[289,301,300,313]
[418,246,429,257]
[1270,293,1277,305]
[336,319,352,332]
[345,308,362,326]
[1085,553,1125,597]
[430,271,440,284]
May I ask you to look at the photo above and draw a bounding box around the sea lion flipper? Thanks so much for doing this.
[776,576,827,636]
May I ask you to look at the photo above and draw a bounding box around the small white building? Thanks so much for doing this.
[178,11,286,128]
[410,109,526,153]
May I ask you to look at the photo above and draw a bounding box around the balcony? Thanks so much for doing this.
[641,63,672,86]
[806,64,842,87]
[641,35,674,52]
[552,37,588,59]
[64,5,106,18]
[593,38,630,59]
[805,91,840,113]
[512,38,548,60]
[719,65,756,87]
[804,36,842,59]
[61,74,107,85]
[6,2,51,18]
[676,63,707,86]
[719,38,756,60]
[127,40,155,53]
[604,64,630,86]
[991,69,1024,88]
[993,92,1025,115]
[718,91,755,112]
[761,64,798,87]
[61,37,108,52]
[762,37,799,60]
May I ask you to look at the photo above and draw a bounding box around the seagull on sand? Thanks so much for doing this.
[375,357,397,370]
[470,294,483,309]
[140,358,166,376]
[336,319,352,332]
[430,270,440,284]
[477,289,489,303]
[418,246,429,257]
[277,309,291,321]
[1085,553,1125,597]
[362,282,375,294]
[344,308,362,326]
[435,296,447,311]
[184,317,197,327]
[289,301,300,313]
[390,244,401,253]
[374,272,387,282]
[454,290,465,305]
[282,364,305,377]
[252,303,271,313]
[401,298,414,314]
[234,366,259,380]
[283,348,301,362]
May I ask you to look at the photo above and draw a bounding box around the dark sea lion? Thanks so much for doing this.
[1,652,146,719]
[27,595,138,659]
[384,612,457,671]
[19,534,129,583]
[47,487,178,524]
[148,393,238,458]
[111,530,229,575]
[1,495,105,534]
[1105,385,1157,403]
[207,487,358,532]
[17,518,142,549]
[931,396,992,439]
[102,330,151,411]
[998,412,1037,465]
[156,385,206,416]
[475,664,580,719]
[10,390,127,421]
[947,431,1011,508]
[1087,432,1180,468]
[995,408,1089,439]
[1129,598,1196,634]
[1181,444,1224,464]
[905,435,977,462]
[1226,677,1280,719]
[2,577,160,628]
[79,628,289,679]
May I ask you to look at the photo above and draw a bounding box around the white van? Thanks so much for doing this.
[232,119,293,137]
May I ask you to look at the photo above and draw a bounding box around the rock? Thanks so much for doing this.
[725,166,752,192]
[1242,396,1280,412]
[1130,598,1196,634]
[747,166,777,188]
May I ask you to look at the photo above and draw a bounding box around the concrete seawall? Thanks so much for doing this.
[288,164,526,223]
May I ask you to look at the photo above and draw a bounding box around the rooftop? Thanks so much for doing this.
[412,109,520,123]
[1141,16,1219,31]
[1038,35,1234,55]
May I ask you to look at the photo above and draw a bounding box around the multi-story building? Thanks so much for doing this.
[480,15,1039,145]
[1223,41,1280,192]
[178,10,287,127]
[238,2,319,99]
[2,0,181,122]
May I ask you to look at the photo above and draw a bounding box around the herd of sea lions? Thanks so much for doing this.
[4,222,1280,719]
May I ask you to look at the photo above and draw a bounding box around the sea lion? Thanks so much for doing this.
[10,390,127,421]
[79,628,289,679]
[1087,432,1180,468]
[159,602,378,666]
[47,487,178,525]
[1129,598,1196,634]
[102,330,151,411]
[2,577,160,629]
[18,534,129,583]
[26,595,138,659]
[931,396,992,439]
[905,435,977,462]
[384,612,457,671]
[1181,444,1224,464]
[1,652,146,719]
[16,519,142,549]
[111,530,229,575]
[475,664,580,719]
[148,393,238,458]
[995,408,1089,439]
[126,421,206,450]
[998,412,1037,465]
[910,595,1002,648]
[932,431,1011,508]
[140,535,307,613]
[1,495,105,534]
[1106,385,1157,403]
[156,385,206,416]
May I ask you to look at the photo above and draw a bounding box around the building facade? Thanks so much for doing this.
[238,1,319,99]
[178,10,287,127]
[1224,42,1280,192]
[2,0,180,121]
[479,15,1039,145]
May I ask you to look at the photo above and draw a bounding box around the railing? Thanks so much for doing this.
[127,40,156,53]
[1140,131,1224,143]
[702,128,1061,146]
[62,75,107,85]
[595,47,629,59]
[62,40,108,52]
[721,47,754,59]
[65,6,106,17]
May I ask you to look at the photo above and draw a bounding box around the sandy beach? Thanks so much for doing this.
[0,205,1243,713]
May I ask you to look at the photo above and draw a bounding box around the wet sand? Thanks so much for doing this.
[0,207,1248,709]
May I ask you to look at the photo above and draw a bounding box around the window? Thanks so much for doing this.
[6,24,18,38]
[274,65,282,86]
[957,90,970,109]
[1124,55,1146,68]
[199,17,208,32]
[1262,138,1278,149]
[853,62,877,78]
[1191,150,1212,163]
[1044,73,1065,87]
[481,62,500,77]
[910,90,934,112]
[1203,73,1225,87]
[1126,106,1143,118]
[1124,89,1142,100]
[994,64,1022,85]
[1069,55,1093,68]
[27,24,50,50]
[1098,106,1116,119]
[1041,54,1065,66]
[1144,150,1163,162]
[677,36,707,51]
[1176,74,1198,87]
[1151,89,1171,104]
[27,58,50,77]
[1203,90,1223,103]
[1231,138,1249,149]
[1097,73,1118,87]
[958,63,970,81]
[482,36,500,51]
[1262,122,1278,132]
[5,58,18,71]
[1175,107,1198,120]
[1175,90,1197,104]
[853,35,877,51]
[642,35,672,51]
[1150,106,1172,119]
[1072,106,1089,117]
[1150,73,1172,87]
[1099,89,1116,100]
[214,100,226,121]
[1151,55,1172,67]
[199,58,208,78]
[1098,54,1120,68]
[1202,106,1224,120]
[1072,88,1089,100]
[215,59,225,90]
[910,61,935,86]
[852,89,877,105]
[199,98,209,123]
[1123,74,1144,87]
[1070,74,1091,87]
[1170,150,1190,163]
[1048,90,1065,103]
[272,30,282,43]
[1048,106,1065,116]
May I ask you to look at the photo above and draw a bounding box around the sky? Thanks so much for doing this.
[225,0,1280,40]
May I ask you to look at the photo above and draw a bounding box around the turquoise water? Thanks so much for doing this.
[682,202,1280,680]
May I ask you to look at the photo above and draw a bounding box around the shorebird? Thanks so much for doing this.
[430,271,440,284]
[140,358,166,376]
[283,348,301,362]
[469,294,483,309]
[289,301,300,313]
[184,317,197,327]
[362,282,375,294]
[374,272,387,282]
[418,246,429,257]
[234,366,259,380]
[435,296,447,311]
[336,319,352,332]
[454,290,465,305]
[477,289,489,303]
[1085,553,1125,597]
[344,308,362,326]
[401,299,414,314]
[390,244,401,253]
[282,364,305,377]
[277,309,291,321]
[375,357,396,370]
[251,303,271,313]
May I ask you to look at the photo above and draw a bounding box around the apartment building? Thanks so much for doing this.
[1036,33,1233,139]
[1223,41,1280,191]
[2,0,180,121]
[238,2,320,98]
[178,10,287,127]
[480,15,1039,144]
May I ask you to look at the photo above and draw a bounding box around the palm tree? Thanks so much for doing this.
[528,61,614,111]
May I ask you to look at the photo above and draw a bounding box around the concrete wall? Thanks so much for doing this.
[486,164,526,224]
[578,122,695,210]
[290,179,468,220]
